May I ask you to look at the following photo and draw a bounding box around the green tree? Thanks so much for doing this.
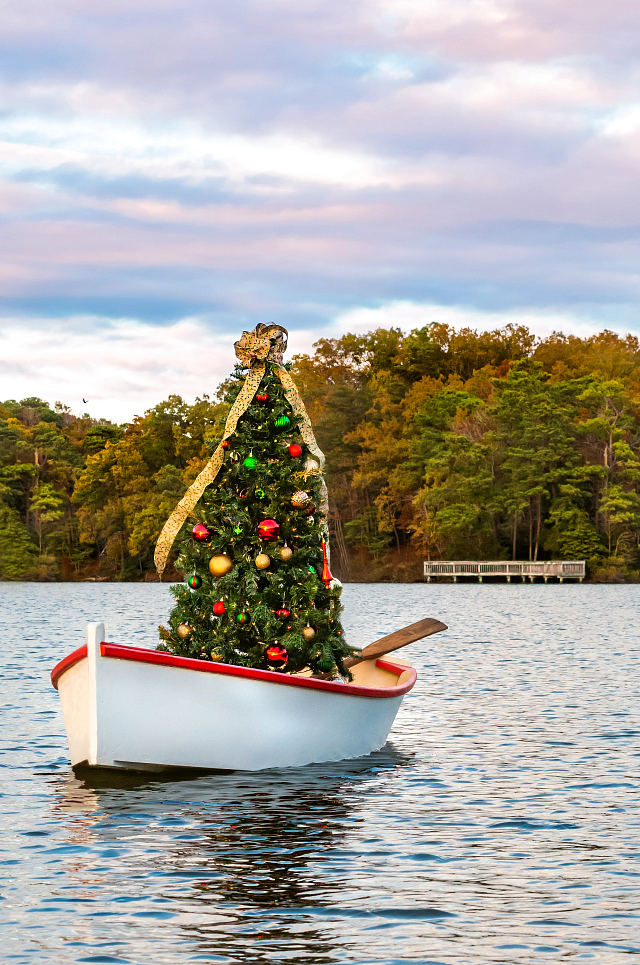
[29,482,65,553]
[599,484,640,558]
[412,389,500,560]
[492,361,581,560]
[0,506,37,579]
[544,493,605,563]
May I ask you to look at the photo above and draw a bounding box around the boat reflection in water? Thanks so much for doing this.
[50,746,415,963]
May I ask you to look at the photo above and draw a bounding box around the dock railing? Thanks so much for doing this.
[423,560,585,583]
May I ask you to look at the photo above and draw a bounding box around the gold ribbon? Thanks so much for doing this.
[154,323,328,577]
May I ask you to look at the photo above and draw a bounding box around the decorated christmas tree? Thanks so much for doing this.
[154,323,356,678]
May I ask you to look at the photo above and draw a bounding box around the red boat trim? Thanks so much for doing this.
[97,642,417,698]
[51,644,88,690]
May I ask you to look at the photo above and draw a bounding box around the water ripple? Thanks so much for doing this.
[1,582,639,963]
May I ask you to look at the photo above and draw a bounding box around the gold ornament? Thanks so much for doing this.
[279,545,293,561]
[177,624,191,639]
[291,490,310,508]
[209,553,233,577]
[302,625,316,642]
[255,553,271,570]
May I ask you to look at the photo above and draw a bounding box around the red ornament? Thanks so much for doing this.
[236,611,250,625]
[192,523,210,542]
[288,443,302,458]
[321,538,333,587]
[257,519,280,541]
[275,608,291,619]
[266,644,288,668]
[255,391,269,403]
[221,439,230,450]
[305,502,317,516]
[213,600,226,616]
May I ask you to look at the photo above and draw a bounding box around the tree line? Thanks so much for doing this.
[2,323,640,582]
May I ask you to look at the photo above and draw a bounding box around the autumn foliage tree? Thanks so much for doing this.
[4,323,640,582]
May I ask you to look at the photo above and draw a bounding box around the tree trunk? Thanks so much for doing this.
[512,513,518,560]
[490,510,498,541]
[614,532,627,557]
[528,499,533,561]
[534,493,541,562]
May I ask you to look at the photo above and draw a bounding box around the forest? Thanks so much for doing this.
[2,323,640,582]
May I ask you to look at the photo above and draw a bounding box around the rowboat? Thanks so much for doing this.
[51,623,418,772]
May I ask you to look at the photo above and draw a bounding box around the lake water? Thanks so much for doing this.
[1,582,639,964]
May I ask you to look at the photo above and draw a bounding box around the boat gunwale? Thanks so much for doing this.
[51,641,416,698]
[51,644,88,689]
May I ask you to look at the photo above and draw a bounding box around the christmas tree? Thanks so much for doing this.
[155,323,355,678]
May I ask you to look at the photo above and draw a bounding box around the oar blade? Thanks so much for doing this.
[343,617,447,668]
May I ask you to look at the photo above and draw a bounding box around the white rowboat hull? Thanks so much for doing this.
[52,623,416,772]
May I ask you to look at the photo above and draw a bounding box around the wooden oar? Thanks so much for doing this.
[342,617,448,669]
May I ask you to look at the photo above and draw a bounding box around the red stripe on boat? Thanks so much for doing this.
[96,642,416,698]
[51,644,88,690]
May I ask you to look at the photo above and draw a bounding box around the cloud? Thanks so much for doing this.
[1,0,640,416]
[3,300,632,425]
[0,313,334,422]
[0,315,241,423]
[0,111,411,190]
[333,300,633,340]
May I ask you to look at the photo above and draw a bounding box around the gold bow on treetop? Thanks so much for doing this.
[234,323,287,367]
[154,322,328,578]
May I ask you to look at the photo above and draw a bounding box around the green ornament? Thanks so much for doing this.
[255,488,266,500]
[233,523,242,535]
[244,456,259,469]
[236,611,250,625]
[274,415,291,429]
[187,573,202,589]
[309,565,316,575]
[317,656,334,673]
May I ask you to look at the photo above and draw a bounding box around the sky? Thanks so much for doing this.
[1,0,640,422]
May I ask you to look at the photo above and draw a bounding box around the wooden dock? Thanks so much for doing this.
[423,560,585,583]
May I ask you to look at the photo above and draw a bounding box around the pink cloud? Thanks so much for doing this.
[0,0,639,360]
